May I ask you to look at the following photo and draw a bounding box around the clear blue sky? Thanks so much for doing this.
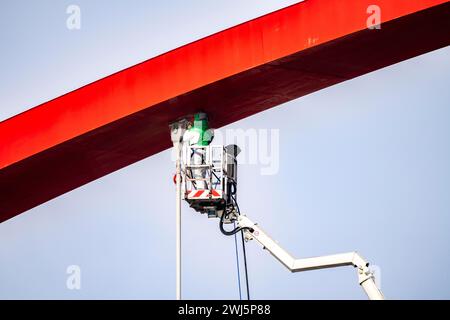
[0,1,449,299]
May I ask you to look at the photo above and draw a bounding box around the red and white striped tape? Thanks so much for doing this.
[186,189,222,199]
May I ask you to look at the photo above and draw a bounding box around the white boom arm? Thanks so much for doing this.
[237,215,385,300]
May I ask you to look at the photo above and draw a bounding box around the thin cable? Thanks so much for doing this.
[218,185,251,299]
[233,191,250,300]
[240,230,251,300]
[233,222,242,300]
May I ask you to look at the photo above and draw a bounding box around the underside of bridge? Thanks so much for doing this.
[1,0,449,222]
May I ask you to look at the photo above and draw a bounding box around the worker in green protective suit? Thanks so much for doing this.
[183,112,214,146]
[183,112,214,189]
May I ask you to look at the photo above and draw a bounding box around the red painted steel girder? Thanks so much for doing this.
[1,0,449,223]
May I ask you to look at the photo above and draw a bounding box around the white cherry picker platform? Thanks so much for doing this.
[170,113,384,300]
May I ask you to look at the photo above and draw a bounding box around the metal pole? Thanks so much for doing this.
[169,118,190,300]
[169,118,189,300]
[175,144,182,300]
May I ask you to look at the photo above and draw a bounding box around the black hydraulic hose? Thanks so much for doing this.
[219,211,253,236]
